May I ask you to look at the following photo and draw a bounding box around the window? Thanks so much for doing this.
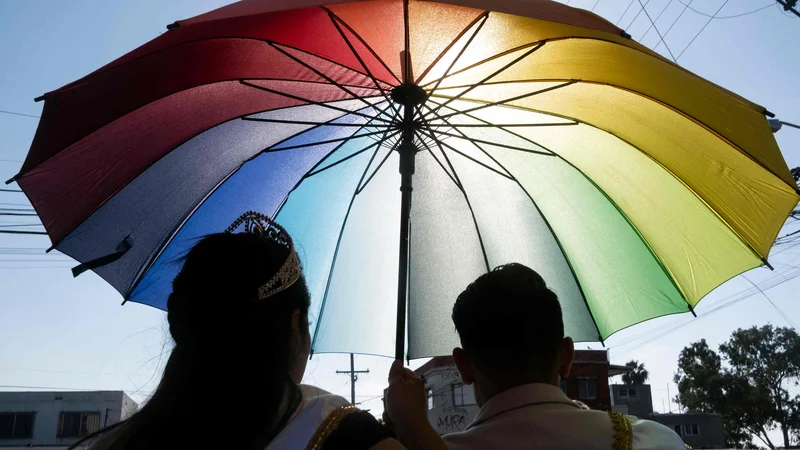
[619,389,628,398]
[57,412,100,439]
[578,378,596,400]
[673,425,683,436]
[0,412,35,439]
[627,388,638,399]
[426,388,434,411]
[683,424,700,436]
[452,384,476,406]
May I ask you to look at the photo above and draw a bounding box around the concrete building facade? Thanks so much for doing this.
[610,384,654,419]
[0,391,137,447]
[651,413,726,449]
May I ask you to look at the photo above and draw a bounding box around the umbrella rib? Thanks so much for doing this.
[416,136,461,188]
[271,102,399,218]
[432,129,555,157]
[264,128,389,152]
[305,130,401,179]
[239,80,390,124]
[427,122,578,128]
[269,42,389,116]
[419,128,513,180]
[242,117,394,127]
[357,138,402,195]
[426,41,546,117]
[426,99,564,158]
[426,103,697,329]
[326,11,397,110]
[424,13,489,101]
[417,128,491,272]
[323,7,403,86]
[414,12,489,85]
[310,127,395,355]
[425,80,577,122]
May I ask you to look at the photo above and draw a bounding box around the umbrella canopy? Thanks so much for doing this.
[12,0,798,360]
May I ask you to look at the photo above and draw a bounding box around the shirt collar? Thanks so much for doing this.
[468,383,576,429]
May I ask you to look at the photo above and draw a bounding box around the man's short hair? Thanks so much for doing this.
[452,263,564,375]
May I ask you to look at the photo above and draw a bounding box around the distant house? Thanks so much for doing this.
[651,412,726,449]
[610,384,654,419]
[609,382,726,449]
[407,350,631,435]
[0,390,137,448]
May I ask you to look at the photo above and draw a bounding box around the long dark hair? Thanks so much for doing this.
[81,232,311,449]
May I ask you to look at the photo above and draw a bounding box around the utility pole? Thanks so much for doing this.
[336,354,370,404]
[776,0,800,18]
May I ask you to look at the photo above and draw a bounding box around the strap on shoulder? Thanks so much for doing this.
[304,405,359,450]
[608,411,632,450]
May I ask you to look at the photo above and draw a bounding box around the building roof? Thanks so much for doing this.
[414,356,456,376]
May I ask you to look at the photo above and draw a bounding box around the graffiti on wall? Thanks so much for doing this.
[432,368,472,434]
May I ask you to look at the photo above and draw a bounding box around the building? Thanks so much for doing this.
[610,384,654,419]
[413,357,480,435]
[412,350,630,435]
[563,350,631,411]
[609,382,726,448]
[0,391,137,448]
[651,413,726,449]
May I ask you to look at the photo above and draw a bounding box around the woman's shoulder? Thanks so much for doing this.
[299,384,351,413]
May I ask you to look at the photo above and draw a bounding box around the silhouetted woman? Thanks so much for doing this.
[76,212,404,450]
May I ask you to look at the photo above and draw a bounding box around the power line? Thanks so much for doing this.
[675,0,776,19]
[625,0,653,30]
[616,0,638,25]
[677,0,730,60]
[655,0,693,52]
[0,110,40,119]
[0,189,23,193]
[741,274,797,328]
[336,354,370,404]
[591,0,601,11]
[0,230,47,235]
[640,0,675,42]
[637,0,678,61]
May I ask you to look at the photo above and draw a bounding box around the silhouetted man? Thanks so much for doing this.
[387,263,687,450]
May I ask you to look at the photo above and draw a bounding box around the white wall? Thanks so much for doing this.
[421,364,480,435]
[0,391,137,446]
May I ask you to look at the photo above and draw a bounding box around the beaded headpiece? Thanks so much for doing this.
[225,211,301,301]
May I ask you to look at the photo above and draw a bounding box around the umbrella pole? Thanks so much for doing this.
[392,82,426,361]
[396,143,413,361]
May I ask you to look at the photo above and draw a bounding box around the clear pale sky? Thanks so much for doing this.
[1,0,799,428]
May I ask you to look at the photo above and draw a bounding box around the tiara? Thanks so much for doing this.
[225,211,301,300]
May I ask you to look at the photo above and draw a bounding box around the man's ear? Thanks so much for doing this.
[558,337,575,379]
[453,347,475,385]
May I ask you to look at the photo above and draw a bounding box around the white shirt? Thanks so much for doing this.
[442,383,686,450]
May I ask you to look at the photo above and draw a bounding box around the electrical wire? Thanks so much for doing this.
[640,0,675,42]
[616,0,638,25]
[676,0,776,19]
[0,110,40,119]
[636,0,678,61]
[741,274,797,328]
[677,0,730,60]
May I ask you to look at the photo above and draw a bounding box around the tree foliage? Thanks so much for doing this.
[621,360,649,385]
[674,326,800,449]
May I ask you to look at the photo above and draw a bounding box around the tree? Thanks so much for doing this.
[721,325,800,448]
[674,327,800,449]
[621,360,649,385]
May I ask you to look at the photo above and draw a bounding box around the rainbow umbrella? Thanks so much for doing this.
[11,0,798,360]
